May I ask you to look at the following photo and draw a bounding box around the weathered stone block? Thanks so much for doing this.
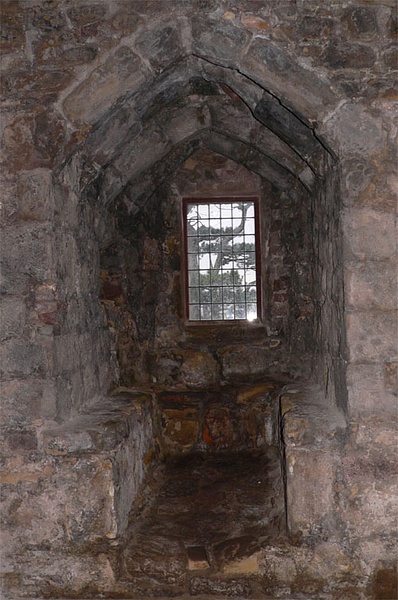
[346,311,397,363]
[135,24,184,71]
[67,3,108,26]
[254,94,321,165]
[189,576,251,596]
[240,14,270,32]
[0,2,26,53]
[0,224,53,294]
[213,535,260,574]
[2,427,38,454]
[85,106,141,166]
[343,208,396,259]
[285,447,336,537]
[162,407,200,451]
[343,7,378,37]
[16,168,54,223]
[0,296,26,342]
[203,407,235,448]
[339,454,398,542]
[281,388,346,538]
[180,351,220,388]
[192,18,249,66]
[219,344,273,380]
[347,363,397,417]
[0,339,49,380]
[345,260,397,310]
[321,40,376,69]
[163,106,211,145]
[350,417,398,453]
[59,45,98,66]
[108,124,170,193]
[384,45,398,69]
[63,46,149,124]
[299,15,334,38]
[321,103,385,158]
[0,379,54,426]
[242,38,336,118]
[8,552,116,598]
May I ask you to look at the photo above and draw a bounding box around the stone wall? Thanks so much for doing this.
[105,148,318,388]
[1,0,397,596]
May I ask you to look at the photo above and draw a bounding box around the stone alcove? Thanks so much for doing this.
[2,3,397,598]
[43,56,348,594]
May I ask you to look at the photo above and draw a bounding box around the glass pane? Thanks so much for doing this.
[189,287,199,303]
[247,303,257,320]
[197,205,209,219]
[187,236,199,251]
[199,271,210,285]
[189,304,200,320]
[209,203,220,218]
[247,286,257,302]
[201,305,211,320]
[223,287,235,303]
[223,305,234,319]
[211,287,222,304]
[188,271,199,286]
[200,288,211,303]
[187,253,198,269]
[185,199,258,322]
[211,304,223,320]
[244,235,256,248]
[235,304,246,319]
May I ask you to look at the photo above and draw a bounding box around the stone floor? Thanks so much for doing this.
[29,445,383,599]
[118,447,286,598]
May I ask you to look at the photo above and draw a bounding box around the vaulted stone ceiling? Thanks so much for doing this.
[68,53,334,218]
[5,1,395,213]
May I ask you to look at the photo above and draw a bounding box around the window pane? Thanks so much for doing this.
[247,286,257,302]
[189,287,200,303]
[247,303,258,320]
[235,304,246,319]
[201,305,211,320]
[188,271,199,286]
[185,199,259,322]
[223,287,234,303]
[200,288,211,303]
[223,305,234,319]
[189,305,200,320]
[211,287,222,304]
[211,304,223,320]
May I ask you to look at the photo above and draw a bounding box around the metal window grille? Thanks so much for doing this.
[184,198,260,321]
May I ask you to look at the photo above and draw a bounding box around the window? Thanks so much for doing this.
[183,197,260,322]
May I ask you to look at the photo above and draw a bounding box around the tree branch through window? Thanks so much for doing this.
[184,198,260,321]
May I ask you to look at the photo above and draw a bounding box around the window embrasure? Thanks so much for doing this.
[183,198,261,322]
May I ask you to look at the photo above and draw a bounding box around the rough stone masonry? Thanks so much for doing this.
[0,1,397,598]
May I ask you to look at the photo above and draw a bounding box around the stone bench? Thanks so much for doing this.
[43,392,156,544]
[280,385,347,540]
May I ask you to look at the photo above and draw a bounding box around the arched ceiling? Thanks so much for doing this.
[74,55,333,207]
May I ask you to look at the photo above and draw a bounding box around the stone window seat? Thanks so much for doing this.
[43,392,155,543]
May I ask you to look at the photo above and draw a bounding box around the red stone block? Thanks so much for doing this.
[203,407,235,448]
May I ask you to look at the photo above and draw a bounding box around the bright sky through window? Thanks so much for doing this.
[184,199,259,321]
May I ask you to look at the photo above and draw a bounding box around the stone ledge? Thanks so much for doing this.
[280,386,347,539]
[43,392,153,455]
[281,385,347,448]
